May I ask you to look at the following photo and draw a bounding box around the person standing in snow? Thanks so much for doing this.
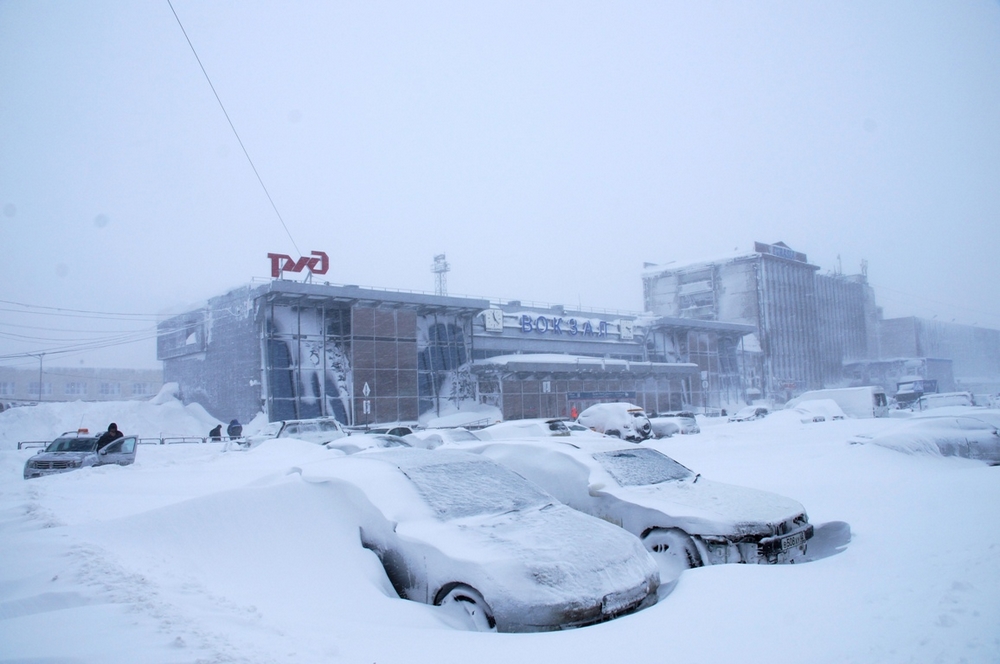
[227,419,243,439]
[96,423,124,451]
[209,424,222,441]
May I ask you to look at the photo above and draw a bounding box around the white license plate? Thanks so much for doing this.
[780,531,806,551]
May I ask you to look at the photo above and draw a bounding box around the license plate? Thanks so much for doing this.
[780,531,806,551]
[602,584,647,615]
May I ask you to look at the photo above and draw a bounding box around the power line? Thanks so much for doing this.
[166,0,301,255]
[0,299,172,318]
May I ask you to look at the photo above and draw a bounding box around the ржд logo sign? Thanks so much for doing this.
[267,251,329,278]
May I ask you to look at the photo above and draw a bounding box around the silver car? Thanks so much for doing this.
[475,440,814,579]
[301,448,659,632]
[24,430,138,479]
[244,417,348,447]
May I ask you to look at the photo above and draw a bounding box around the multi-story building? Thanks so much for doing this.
[642,241,881,402]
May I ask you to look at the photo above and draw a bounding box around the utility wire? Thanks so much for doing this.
[0,299,172,318]
[166,0,301,255]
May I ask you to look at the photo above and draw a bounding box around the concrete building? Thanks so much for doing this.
[878,317,1000,394]
[642,241,881,402]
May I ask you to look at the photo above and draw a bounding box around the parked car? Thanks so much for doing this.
[472,440,814,579]
[476,418,571,440]
[406,427,482,449]
[348,422,419,437]
[849,416,1000,465]
[244,417,348,447]
[300,448,659,632]
[650,411,700,435]
[782,399,846,423]
[326,432,412,455]
[576,403,653,442]
[729,406,769,422]
[24,429,138,479]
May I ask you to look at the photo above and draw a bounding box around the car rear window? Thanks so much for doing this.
[593,448,694,486]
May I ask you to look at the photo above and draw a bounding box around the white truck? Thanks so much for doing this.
[785,386,889,419]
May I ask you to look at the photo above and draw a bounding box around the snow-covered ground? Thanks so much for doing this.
[2,399,999,663]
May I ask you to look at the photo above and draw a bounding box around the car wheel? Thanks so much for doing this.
[642,528,703,581]
[434,583,497,632]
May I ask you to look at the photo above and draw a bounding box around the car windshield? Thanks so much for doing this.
[592,448,694,486]
[404,459,552,519]
[45,437,98,453]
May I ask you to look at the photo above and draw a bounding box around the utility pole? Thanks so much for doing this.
[29,352,45,401]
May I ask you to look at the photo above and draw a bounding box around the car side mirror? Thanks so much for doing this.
[99,448,107,455]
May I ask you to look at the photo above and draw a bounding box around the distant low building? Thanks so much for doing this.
[878,317,1000,394]
[0,366,162,409]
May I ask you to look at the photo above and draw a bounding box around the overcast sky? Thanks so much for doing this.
[2,1,999,371]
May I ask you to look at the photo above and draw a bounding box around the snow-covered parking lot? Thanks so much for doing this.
[2,400,999,663]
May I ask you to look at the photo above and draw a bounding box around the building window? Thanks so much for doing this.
[132,383,151,396]
[100,382,121,396]
[0,381,14,396]
[29,382,52,396]
[64,382,87,396]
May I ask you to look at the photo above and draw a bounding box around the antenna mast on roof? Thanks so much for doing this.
[432,254,450,296]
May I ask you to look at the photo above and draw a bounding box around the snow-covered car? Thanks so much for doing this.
[648,418,680,438]
[326,432,411,455]
[472,440,814,579]
[23,430,138,479]
[302,448,659,632]
[849,416,1000,465]
[347,422,419,437]
[784,399,846,423]
[576,403,652,442]
[475,418,571,440]
[244,417,348,447]
[728,406,769,422]
[650,412,700,435]
[406,427,482,449]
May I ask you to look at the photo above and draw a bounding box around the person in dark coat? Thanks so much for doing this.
[96,423,124,451]
[227,419,243,439]
[209,424,223,441]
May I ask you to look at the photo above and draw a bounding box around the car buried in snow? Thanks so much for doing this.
[243,417,349,448]
[23,430,138,479]
[469,440,814,579]
[650,411,700,435]
[729,406,769,422]
[300,447,659,632]
[576,403,653,442]
[475,418,572,440]
[849,415,1000,465]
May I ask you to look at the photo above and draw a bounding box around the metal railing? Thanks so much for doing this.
[17,441,49,450]
[138,436,242,445]
[17,437,241,449]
